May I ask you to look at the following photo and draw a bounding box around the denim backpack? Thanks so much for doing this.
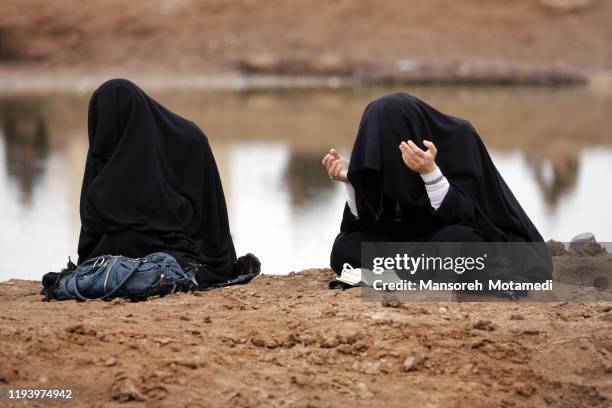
[41,252,197,302]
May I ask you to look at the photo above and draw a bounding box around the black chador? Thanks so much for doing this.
[330,93,551,285]
[78,79,258,287]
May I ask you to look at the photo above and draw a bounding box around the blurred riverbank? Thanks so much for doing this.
[1,0,612,89]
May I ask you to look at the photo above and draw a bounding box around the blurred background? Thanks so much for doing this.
[1,0,611,280]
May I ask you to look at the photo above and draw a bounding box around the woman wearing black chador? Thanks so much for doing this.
[323,93,551,294]
[78,78,259,289]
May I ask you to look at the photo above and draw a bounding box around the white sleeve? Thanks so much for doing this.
[421,167,450,211]
[344,182,359,218]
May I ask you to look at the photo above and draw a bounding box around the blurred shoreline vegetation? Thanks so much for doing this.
[0,98,48,204]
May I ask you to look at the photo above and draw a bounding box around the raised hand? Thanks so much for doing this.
[322,148,349,182]
[399,140,438,175]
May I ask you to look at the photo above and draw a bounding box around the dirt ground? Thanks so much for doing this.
[1,256,611,408]
[1,0,611,85]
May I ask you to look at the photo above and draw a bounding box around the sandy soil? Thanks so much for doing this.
[1,257,611,407]
[1,0,612,85]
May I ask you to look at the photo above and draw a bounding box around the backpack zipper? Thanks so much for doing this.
[103,257,119,295]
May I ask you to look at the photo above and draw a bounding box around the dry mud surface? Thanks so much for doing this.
[1,257,612,407]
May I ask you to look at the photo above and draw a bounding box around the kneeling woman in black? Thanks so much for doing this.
[323,93,551,289]
[78,79,258,289]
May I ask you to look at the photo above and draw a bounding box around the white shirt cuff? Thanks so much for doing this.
[421,167,444,184]
[420,167,449,210]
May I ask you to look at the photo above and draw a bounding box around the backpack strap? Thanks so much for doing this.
[72,257,143,301]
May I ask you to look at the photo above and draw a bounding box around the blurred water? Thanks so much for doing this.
[1,86,611,280]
